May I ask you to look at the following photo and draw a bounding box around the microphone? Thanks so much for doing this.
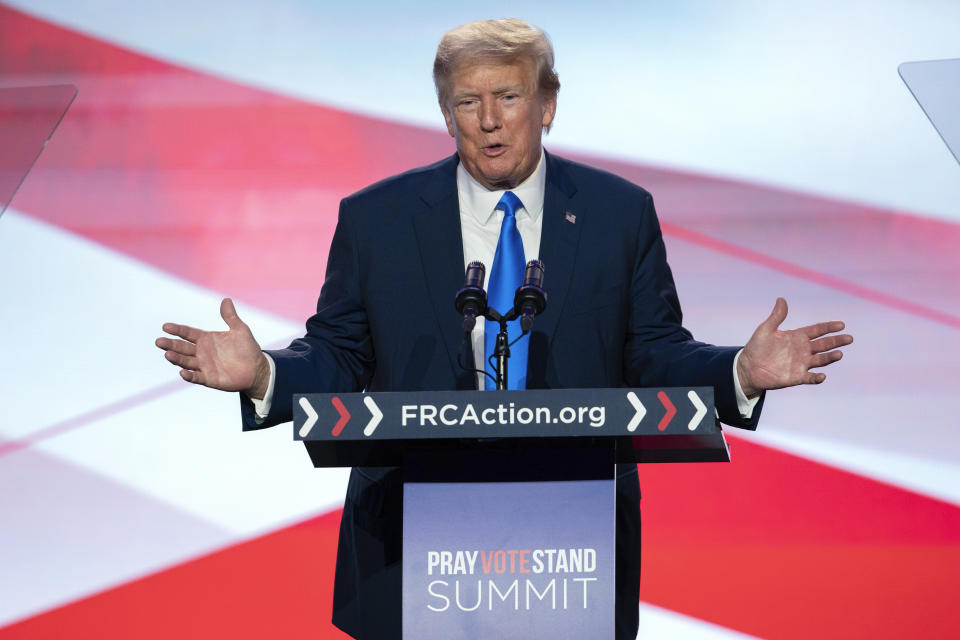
[454,261,487,334]
[514,259,546,333]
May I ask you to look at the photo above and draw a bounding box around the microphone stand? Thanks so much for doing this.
[485,307,521,391]
[456,260,546,391]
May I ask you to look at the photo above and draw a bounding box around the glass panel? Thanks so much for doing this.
[899,58,960,167]
[0,84,77,217]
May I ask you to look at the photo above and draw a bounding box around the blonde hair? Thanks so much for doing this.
[433,18,560,107]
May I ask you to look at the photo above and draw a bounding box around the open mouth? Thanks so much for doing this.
[482,143,507,155]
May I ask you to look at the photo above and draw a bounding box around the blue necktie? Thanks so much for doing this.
[485,191,528,390]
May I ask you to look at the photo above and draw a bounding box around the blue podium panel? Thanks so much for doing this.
[402,479,615,640]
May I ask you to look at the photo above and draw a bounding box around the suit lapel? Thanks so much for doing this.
[412,155,475,388]
[530,151,583,386]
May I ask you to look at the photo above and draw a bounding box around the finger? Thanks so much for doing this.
[809,350,843,369]
[220,298,246,331]
[155,337,197,356]
[162,322,203,343]
[809,333,853,353]
[805,372,827,385]
[180,369,205,385]
[761,297,788,331]
[802,320,846,340]
[165,350,199,371]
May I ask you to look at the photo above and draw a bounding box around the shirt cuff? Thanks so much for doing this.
[733,349,760,419]
[249,353,276,422]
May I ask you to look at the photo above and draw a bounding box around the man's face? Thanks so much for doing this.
[442,58,556,190]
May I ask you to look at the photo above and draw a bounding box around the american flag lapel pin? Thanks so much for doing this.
[564,211,576,224]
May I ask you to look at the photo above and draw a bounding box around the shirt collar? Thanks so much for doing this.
[457,149,546,225]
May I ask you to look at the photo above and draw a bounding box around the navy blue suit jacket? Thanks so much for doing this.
[241,151,762,639]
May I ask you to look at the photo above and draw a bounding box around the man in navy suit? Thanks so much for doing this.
[157,18,851,640]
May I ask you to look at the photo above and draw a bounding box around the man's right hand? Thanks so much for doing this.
[155,298,271,400]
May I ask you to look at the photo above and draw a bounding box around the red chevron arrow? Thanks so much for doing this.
[330,397,350,436]
[657,391,677,431]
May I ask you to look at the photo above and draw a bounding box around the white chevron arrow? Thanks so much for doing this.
[626,391,646,432]
[363,396,383,436]
[298,397,318,438]
[687,390,707,431]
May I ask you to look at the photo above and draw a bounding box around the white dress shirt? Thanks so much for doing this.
[458,150,546,389]
[253,149,757,420]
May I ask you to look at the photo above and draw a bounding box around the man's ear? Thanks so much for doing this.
[540,95,557,129]
[441,104,456,138]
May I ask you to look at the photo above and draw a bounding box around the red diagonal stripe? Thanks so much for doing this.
[330,397,350,437]
[638,436,960,639]
[656,391,676,431]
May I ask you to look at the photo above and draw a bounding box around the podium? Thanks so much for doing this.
[294,387,727,638]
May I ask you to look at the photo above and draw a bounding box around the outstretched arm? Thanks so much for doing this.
[155,297,272,400]
[737,297,853,398]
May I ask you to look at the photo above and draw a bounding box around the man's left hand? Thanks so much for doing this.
[737,297,853,398]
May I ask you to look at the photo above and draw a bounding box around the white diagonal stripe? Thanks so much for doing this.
[298,397,318,438]
[0,212,351,625]
[626,391,646,432]
[638,602,761,639]
[688,390,707,431]
[363,396,383,436]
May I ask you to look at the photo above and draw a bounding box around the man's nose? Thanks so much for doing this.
[479,101,501,132]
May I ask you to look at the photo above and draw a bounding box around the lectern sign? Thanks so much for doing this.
[295,387,714,440]
[402,479,615,639]
[294,387,726,465]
